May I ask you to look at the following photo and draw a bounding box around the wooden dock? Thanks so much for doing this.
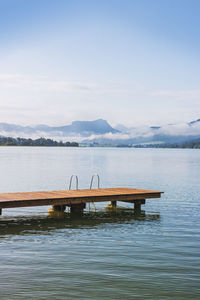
[0,187,162,215]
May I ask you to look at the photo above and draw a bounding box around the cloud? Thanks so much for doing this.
[84,122,200,142]
[2,121,200,144]
[0,73,139,94]
[150,89,200,99]
[0,73,97,92]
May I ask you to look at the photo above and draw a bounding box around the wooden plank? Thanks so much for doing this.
[0,188,162,202]
[0,188,163,209]
[0,188,162,200]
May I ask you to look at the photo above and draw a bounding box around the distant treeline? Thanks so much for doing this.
[0,137,79,147]
[133,138,200,149]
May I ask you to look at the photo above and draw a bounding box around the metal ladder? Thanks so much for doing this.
[90,173,100,189]
[68,174,100,211]
[89,174,100,211]
[69,174,79,190]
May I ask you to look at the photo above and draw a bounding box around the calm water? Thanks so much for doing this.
[0,147,200,299]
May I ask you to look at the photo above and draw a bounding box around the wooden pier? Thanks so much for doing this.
[0,187,162,215]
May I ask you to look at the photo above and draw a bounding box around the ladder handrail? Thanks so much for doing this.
[90,174,100,189]
[69,174,79,190]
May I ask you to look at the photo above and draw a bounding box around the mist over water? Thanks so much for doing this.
[0,147,200,299]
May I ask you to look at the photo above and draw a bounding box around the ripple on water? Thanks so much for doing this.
[0,148,200,299]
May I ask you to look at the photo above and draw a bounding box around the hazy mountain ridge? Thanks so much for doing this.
[1,118,200,145]
[0,119,119,140]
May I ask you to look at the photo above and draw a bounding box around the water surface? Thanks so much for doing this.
[0,147,199,299]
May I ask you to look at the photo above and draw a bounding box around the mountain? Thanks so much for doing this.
[1,117,200,146]
[114,124,129,133]
[0,119,119,138]
[84,133,200,146]
[188,119,200,126]
[0,122,35,134]
[49,119,119,135]
[84,118,200,145]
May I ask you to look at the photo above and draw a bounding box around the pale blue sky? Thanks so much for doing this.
[0,0,200,126]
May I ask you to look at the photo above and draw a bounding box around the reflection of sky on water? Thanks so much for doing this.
[0,147,200,299]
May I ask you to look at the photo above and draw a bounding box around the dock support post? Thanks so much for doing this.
[70,203,86,214]
[52,205,66,212]
[106,200,117,211]
[48,205,66,217]
[134,203,141,211]
[134,199,146,212]
[111,201,117,208]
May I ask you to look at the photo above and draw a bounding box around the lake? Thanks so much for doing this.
[0,147,199,299]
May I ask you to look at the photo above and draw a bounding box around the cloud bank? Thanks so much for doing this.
[0,119,200,145]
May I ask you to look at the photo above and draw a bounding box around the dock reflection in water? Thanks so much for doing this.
[1,147,199,299]
[0,209,160,237]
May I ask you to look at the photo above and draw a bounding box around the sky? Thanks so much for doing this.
[0,0,200,127]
